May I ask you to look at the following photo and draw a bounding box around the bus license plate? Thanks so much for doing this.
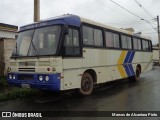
[21,84,30,88]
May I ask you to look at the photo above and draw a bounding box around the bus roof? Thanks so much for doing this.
[20,14,81,32]
[19,14,150,40]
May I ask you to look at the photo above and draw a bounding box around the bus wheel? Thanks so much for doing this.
[130,67,141,81]
[79,72,93,96]
[135,67,141,81]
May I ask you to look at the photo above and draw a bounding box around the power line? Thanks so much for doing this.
[107,20,154,24]
[110,0,143,20]
[134,0,154,19]
[141,19,157,32]
[109,0,157,32]
[142,32,157,34]
[137,28,156,32]
[95,0,135,20]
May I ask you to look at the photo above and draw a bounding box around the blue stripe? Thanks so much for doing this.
[123,51,136,77]
[128,64,135,76]
[128,51,135,63]
[128,51,135,76]
[124,51,132,63]
[123,64,131,76]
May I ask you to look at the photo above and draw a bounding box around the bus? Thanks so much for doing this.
[7,14,153,96]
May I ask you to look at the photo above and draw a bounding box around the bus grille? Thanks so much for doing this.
[18,68,35,72]
[18,74,34,80]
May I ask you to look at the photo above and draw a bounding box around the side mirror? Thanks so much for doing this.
[64,24,69,34]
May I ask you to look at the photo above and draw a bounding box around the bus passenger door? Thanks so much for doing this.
[62,27,82,89]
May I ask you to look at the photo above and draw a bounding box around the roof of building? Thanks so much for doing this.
[0,23,18,32]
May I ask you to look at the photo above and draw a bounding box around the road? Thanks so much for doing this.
[0,66,160,120]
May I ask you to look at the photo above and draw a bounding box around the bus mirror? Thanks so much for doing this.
[64,24,69,34]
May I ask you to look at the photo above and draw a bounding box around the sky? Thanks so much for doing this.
[0,0,160,44]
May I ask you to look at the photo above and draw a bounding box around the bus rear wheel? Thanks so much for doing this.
[130,67,141,81]
[79,72,93,96]
[135,67,141,81]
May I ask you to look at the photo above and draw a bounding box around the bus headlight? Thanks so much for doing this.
[13,75,16,80]
[45,76,49,81]
[9,74,12,79]
[39,75,43,81]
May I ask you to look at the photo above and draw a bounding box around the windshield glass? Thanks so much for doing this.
[12,25,61,57]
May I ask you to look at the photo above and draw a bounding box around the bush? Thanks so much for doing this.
[0,76,8,89]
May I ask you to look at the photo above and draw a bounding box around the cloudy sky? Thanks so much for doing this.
[0,0,159,44]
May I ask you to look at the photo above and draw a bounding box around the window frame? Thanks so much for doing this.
[81,22,152,52]
[105,30,120,49]
[82,23,105,48]
[120,34,133,50]
[141,39,152,52]
[133,37,142,51]
[62,26,82,57]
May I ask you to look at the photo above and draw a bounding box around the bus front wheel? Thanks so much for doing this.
[79,72,93,96]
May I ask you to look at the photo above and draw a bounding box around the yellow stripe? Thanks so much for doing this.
[117,51,127,78]
[117,65,127,78]
[117,51,127,64]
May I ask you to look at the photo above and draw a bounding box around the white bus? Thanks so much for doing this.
[7,14,153,96]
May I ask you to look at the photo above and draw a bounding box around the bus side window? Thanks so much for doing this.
[82,26,94,45]
[64,29,72,46]
[121,35,132,49]
[148,41,152,51]
[142,40,148,51]
[64,28,80,56]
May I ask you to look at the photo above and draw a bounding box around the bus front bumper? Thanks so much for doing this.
[7,73,61,91]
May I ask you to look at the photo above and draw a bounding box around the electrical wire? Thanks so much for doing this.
[134,0,155,19]
[109,0,157,32]
[110,0,143,19]
[137,28,156,32]
[95,0,135,20]
[142,32,157,34]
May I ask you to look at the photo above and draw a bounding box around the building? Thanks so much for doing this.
[0,23,18,75]
[153,46,159,65]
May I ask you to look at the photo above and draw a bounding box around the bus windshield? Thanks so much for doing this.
[12,25,61,57]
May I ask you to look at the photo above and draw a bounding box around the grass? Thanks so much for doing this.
[0,76,39,101]
[0,87,39,101]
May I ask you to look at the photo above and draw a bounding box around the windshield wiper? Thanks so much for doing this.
[28,30,40,59]
[30,40,40,59]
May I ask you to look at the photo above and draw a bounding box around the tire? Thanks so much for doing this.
[79,72,93,96]
[129,67,140,81]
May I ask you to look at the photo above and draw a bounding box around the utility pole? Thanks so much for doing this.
[34,0,40,22]
[157,15,160,65]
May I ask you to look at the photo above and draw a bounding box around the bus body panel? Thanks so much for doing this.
[61,48,152,90]
[8,73,61,91]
